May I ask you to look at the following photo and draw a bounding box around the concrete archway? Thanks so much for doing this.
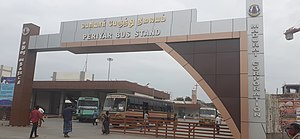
[10,7,265,139]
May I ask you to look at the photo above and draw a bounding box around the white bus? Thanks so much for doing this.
[200,107,217,118]
[199,107,218,125]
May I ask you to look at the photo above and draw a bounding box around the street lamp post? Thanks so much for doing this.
[107,58,113,81]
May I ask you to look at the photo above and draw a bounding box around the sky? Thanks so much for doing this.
[0,0,299,102]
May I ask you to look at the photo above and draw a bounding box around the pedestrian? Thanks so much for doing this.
[215,115,222,134]
[173,113,178,130]
[62,105,76,138]
[29,106,43,139]
[92,110,99,126]
[38,107,45,127]
[102,111,110,135]
[140,111,149,132]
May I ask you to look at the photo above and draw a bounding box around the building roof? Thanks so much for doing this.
[32,80,170,99]
[283,83,300,87]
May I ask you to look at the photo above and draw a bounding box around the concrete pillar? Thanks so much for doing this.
[246,0,266,138]
[58,92,65,116]
[10,23,40,126]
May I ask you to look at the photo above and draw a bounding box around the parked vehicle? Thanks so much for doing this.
[103,93,174,121]
[199,107,218,126]
[76,97,100,122]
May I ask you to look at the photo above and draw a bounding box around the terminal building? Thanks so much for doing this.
[32,80,169,115]
[0,66,170,116]
[35,71,170,115]
[3,69,203,118]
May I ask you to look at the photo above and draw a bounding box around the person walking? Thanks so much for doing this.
[173,113,178,131]
[38,107,45,127]
[215,115,222,134]
[62,106,75,138]
[29,106,43,139]
[102,111,110,135]
[140,111,149,132]
[92,110,99,126]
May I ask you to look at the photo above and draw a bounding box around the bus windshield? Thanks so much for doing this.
[200,108,216,118]
[78,100,98,107]
[103,98,126,112]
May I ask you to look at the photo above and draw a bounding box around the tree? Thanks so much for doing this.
[185,96,192,101]
[174,97,184,101]
[206,103,216,108]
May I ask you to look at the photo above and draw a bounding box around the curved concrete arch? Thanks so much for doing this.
[11,21,251,139]
[156,42,241,139]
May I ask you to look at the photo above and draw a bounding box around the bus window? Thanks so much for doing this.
[199,107,217,118]
[158,102,162,111]
[76,97,99,122]
[137,99,143,110]
[104,93,175,120]
[126,99,131,110]
[143,102,149,111]
[167,104,171,112]
[103,97,126,112]
[149,101,154,111]
[127,98,136,110]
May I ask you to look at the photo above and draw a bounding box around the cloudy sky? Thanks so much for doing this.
[0,0,299,102]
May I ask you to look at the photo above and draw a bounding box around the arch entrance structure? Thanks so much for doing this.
[10,1,265,139]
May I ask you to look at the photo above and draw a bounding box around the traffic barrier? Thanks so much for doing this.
[110,117,233,139]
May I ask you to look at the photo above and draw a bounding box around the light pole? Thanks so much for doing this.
[107,58,113,81]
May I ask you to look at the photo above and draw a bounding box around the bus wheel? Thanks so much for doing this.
[79,118,83,122]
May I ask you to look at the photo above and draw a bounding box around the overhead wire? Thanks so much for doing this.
[293,18,300,28]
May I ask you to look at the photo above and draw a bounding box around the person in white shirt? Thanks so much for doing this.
[215,115,222,134]
[140,111,149,132]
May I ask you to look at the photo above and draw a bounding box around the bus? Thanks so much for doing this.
[199,107,218,125]
[76,97,100,122]
[103,93,174,120]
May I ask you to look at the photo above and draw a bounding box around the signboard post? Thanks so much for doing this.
[10,23,40,126]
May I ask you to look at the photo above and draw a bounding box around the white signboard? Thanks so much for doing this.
[59,9,196,42]
[247,0,266,139]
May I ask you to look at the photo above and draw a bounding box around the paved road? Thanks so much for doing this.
[0,118,157,139]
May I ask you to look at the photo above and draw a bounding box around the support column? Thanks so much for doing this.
[58,92,65,116]
[246,0,266,138]
[10,23,40,126]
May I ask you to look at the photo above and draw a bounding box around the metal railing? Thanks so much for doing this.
[110,117,233,139]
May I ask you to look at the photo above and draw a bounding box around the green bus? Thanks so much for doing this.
[76,97,100,122]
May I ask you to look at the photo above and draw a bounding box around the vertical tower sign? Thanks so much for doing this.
[10,24,40,126]
[246,0,266,138]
